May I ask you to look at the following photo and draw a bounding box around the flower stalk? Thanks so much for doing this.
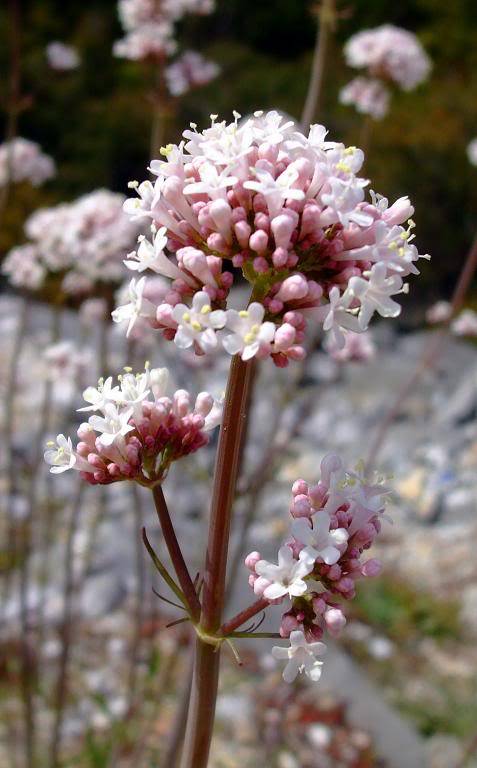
[300,0,336,130]
[180,354,255,768]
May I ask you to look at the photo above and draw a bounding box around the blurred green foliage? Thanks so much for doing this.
[1,0,477,313]
[352,573,461,642]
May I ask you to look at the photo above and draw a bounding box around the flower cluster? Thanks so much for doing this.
[165,51,220,97]
[0,138,56,188]
[46,41,81,70]
[426,300,451,325]
[44,365,222,485]
[467,138,477,167]
[2,189,143,295]
[245,454,389,682]
[340,25,431,120]
[43,341,92,383]
[339,77,390,120]
[113,0,214,61]
[116,110,427,365]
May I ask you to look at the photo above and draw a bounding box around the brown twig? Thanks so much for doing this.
[300,0,336,130]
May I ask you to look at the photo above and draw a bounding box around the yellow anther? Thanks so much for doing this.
[46,440,55,447]
[244,332,255,344]
[239,310,249,318]
[336,161,351,173]
[389,241,398,250]
[160,144,173,157]
[200,304,211,314]
[182,312,191,322]
[345,146,357,155]
[251,324,260,333]
[191,320,202,331]
[124,366,132,373]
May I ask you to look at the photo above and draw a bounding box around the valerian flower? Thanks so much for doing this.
[245,454,390,682]
[117,110,427,363]
[272,630,326,683]
[45,365,222,486]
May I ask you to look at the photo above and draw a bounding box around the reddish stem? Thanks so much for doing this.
[152,485,201,621]
[220,598,270,636]
[180,355,255,768]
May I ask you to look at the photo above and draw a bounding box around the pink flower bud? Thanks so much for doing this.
[253,576,271,597]
[292,479,309,496]
[280,613,300,637]
[195,392,214,416]
[249,229,269,253]
[272,247,288,268]
[274,274,308,303]
[234,220,252,248]
[324,607,346,637]
[271,213,296,250]
[245,551,261,569]
[273,323,296,352]
[361,558,382,577]
[290,493,312,518]
[253,256,269,274]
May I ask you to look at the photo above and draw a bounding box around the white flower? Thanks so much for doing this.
[244,166,305,219]
[88,403,134,446]
[255,546,315,601]
[321,177,372,228]
[222,303,276,360]
[78,376,121,412]
[313,286,360,348]
[124,228,195,284]
[183,163,238,200]
[347,262,406,328]
[291,513,348,565]
[272,630,326,683]
[44,435,77,473]
[172,290,226,353]
[117,368,151,413]
[111,276,156,336]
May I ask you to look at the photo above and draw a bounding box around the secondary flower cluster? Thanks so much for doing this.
[116,110,427,365]
[0,137,56,188]
[113,0,215,66]
[46,41,81,70]
[2,189,143,294]
[165,51,220,97]
[44,365,222,486]
[245,454,389,683]
[340,25,431,120]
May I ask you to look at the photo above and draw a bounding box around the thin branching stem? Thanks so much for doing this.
[300,0,336,130]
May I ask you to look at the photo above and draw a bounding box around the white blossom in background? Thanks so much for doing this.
[467,138,477,167]
[117,110,427,366]
[43,341,92,382]
[325,329,376,362]
[344,25,431,90]
[426,300,452,324]
[0,138,56,187]
[339,77,390,120]
[46,41,81,70]
[2,189,143,296]
[451,308,477,337]
[114,0,215,61]
[165,51,220,96]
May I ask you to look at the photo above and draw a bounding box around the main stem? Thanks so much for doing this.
[300,0,336,130]
[180,355,254,768]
